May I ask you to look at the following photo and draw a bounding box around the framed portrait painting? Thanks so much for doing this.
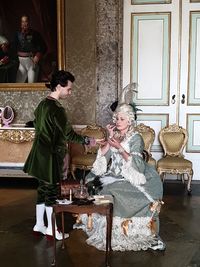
[0,0,65,90]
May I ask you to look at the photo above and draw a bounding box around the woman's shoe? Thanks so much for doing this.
[149,237,166,251]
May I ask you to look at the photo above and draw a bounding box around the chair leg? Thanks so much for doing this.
[181,174,185,184]
[160,172,165,182]
[177,174,183,181]
[187,173,192,195]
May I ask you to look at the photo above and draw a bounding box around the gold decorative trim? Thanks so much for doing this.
[0,129,35,143]
[157,168,193,175]
[157,168,193,192]
[131,0,172,4]
[57,0,66,70]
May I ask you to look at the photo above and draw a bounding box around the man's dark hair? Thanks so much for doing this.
[46,70,75,91]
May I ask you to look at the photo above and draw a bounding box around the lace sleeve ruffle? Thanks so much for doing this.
[91,149,107,176]
[121,157,146,186]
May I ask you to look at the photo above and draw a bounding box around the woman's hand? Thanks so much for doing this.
[106,124,116,138]
[108,137,130,161]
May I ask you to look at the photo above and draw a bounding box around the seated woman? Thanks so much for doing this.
[74,103,165,251]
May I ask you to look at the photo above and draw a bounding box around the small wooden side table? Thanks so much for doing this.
[51,202,113,267]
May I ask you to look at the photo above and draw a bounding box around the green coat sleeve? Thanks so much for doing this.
[54,106,85,144]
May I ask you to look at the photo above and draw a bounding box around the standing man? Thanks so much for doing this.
[14,15,47,83]
[23,70,95,240]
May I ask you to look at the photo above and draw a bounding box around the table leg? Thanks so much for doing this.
[61,212,65,249]
[51,211,56,266]
[105,204,113,267]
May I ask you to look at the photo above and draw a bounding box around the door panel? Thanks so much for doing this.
[123,0,200,180]
[179,1,200,179]
[131,12,170,105]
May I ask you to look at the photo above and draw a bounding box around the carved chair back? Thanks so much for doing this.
[135,123,155,156]
[159,124,188,157]
[80,124,106,154]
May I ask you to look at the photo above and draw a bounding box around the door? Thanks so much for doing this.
[123,0,200,180]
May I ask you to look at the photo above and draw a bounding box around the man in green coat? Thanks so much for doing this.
[24,70,92,240]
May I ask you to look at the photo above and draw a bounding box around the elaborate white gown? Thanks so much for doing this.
[74,131,165,251]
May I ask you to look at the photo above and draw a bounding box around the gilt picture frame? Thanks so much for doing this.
[0,0,65,91]
[131,0,171,4]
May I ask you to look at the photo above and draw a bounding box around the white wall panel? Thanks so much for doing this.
[187,114,200,152]
[195,19,200,98]
[138,20,163,99]
[131,13,170,105]
[137,113,168,151]
[188,12,200,104]
[193,121,200,145]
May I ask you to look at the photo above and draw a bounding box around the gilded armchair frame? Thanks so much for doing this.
[157,124,193,194]
[135,123,156,166]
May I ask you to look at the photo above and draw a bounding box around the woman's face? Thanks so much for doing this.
[115,112,130,132]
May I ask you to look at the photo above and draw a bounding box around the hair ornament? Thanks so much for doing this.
[110,82,142,120]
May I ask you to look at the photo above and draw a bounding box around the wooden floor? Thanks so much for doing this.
[0,178,200,267]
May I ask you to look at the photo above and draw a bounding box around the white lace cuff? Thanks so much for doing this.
[91,149,107,176]
[121,158,146,186]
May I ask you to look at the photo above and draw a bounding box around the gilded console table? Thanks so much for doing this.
[0,126,35,177]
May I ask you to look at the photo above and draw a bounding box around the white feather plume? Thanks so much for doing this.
[119,82,138,104]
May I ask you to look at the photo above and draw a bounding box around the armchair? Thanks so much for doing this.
[69,124,106,180]
[157,124,193,194]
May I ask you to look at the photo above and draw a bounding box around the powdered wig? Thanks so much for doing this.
[112,104,136,124]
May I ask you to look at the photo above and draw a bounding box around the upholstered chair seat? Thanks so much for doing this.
[157,124,193,194]
[71,154,96,168]
[157,156,192,169]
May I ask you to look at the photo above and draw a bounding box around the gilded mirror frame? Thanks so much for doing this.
[0,0,65,91]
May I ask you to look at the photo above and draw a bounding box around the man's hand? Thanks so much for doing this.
[0,56,9,65]
[96,138,107,146]
[33,55,39,64]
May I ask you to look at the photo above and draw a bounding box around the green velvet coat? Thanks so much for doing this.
[23,97,85,184]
